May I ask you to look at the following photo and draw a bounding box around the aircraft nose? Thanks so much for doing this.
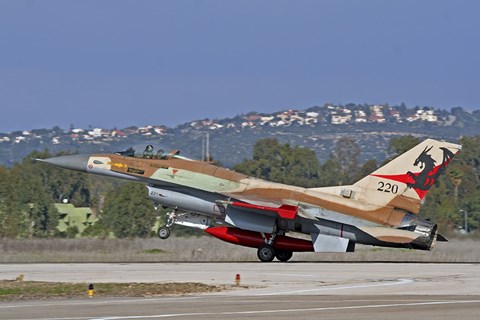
[38,154,90,172]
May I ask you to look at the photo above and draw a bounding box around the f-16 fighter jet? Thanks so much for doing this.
[39,139,461,262]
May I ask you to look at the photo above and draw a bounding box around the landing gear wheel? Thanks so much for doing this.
[257,245,275,262]
[157,227,170,239]
[275,250,293,262]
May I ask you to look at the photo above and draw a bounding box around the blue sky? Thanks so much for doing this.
[0,0,479,132]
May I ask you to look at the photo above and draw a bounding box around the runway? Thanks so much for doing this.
[1,263,480,319]
[1,295,479,320]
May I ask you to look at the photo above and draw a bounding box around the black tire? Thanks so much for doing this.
[158,227,170,239]
[257,245,275,262]
[275,250,293,262]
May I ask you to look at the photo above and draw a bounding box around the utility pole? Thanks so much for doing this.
[206,132,210,162]
[201,135,205,162]
[460,210,468,233]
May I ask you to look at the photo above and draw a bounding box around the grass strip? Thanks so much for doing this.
[0,280,225,301]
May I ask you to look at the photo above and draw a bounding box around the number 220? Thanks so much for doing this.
[377,181,398,194]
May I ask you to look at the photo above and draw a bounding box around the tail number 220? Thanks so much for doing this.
[377,181,398,194]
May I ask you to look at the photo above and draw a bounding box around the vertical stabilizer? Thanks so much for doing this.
[353,139,461,213]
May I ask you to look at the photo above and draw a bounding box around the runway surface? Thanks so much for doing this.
[1,263,480,319]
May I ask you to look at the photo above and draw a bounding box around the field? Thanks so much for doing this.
[1,235,479,263]
[0,280,224,301]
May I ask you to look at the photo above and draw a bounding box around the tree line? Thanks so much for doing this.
[0,135,478,238]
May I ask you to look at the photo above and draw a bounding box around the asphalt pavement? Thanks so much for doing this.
[1,262,479,319]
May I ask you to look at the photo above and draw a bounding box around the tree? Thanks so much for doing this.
[448,167,464,203]
[65,225,80,238]
[0,166,29,238]
[457,136,480,181]
[317,159,342,187]
[28,192,59,237]
[329,137,361,184]
[99,182,157,238]
[461,190,480,231]
[15,165,59,237]
[234,139,321,187]
[384,135,421,164]
[353,159,378,182]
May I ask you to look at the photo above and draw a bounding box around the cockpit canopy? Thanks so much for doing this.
[115,145,181,160]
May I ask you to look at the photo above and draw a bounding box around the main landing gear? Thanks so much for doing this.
[257,245,275,262]
[256,225,294,262]
[256,245,293,262]
[275,249,293,262]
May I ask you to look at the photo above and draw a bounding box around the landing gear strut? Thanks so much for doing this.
[157,209,212,240]
[256,223,293,262]
[166,210,176,228]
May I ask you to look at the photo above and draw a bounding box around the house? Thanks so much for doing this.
[331,114,351,124]
[369,105,386,123]
[14,136,26,143]
[55,203,97,236]
[355,110,367,123]
[111,129,127,137]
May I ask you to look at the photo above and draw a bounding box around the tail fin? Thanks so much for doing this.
[353,138,461,213]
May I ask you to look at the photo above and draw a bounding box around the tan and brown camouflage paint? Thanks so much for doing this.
[88,154,407,227]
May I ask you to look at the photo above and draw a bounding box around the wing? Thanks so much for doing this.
[219,192,317,220]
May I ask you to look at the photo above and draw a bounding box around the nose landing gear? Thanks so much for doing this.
[157,209,212,240]
[157,227,171,239]
[157,210,176,240]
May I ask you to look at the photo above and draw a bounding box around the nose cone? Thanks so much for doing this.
[38,154,90,172]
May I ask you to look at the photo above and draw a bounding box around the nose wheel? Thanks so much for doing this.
[157,227,171,239]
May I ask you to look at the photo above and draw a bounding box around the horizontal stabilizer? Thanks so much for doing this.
[436,234,448,242]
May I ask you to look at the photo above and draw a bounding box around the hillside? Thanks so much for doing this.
[2,103,479,167]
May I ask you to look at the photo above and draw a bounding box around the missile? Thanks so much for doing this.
[204,226,314,252]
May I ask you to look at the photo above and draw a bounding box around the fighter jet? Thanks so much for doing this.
[39,139,461,262]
